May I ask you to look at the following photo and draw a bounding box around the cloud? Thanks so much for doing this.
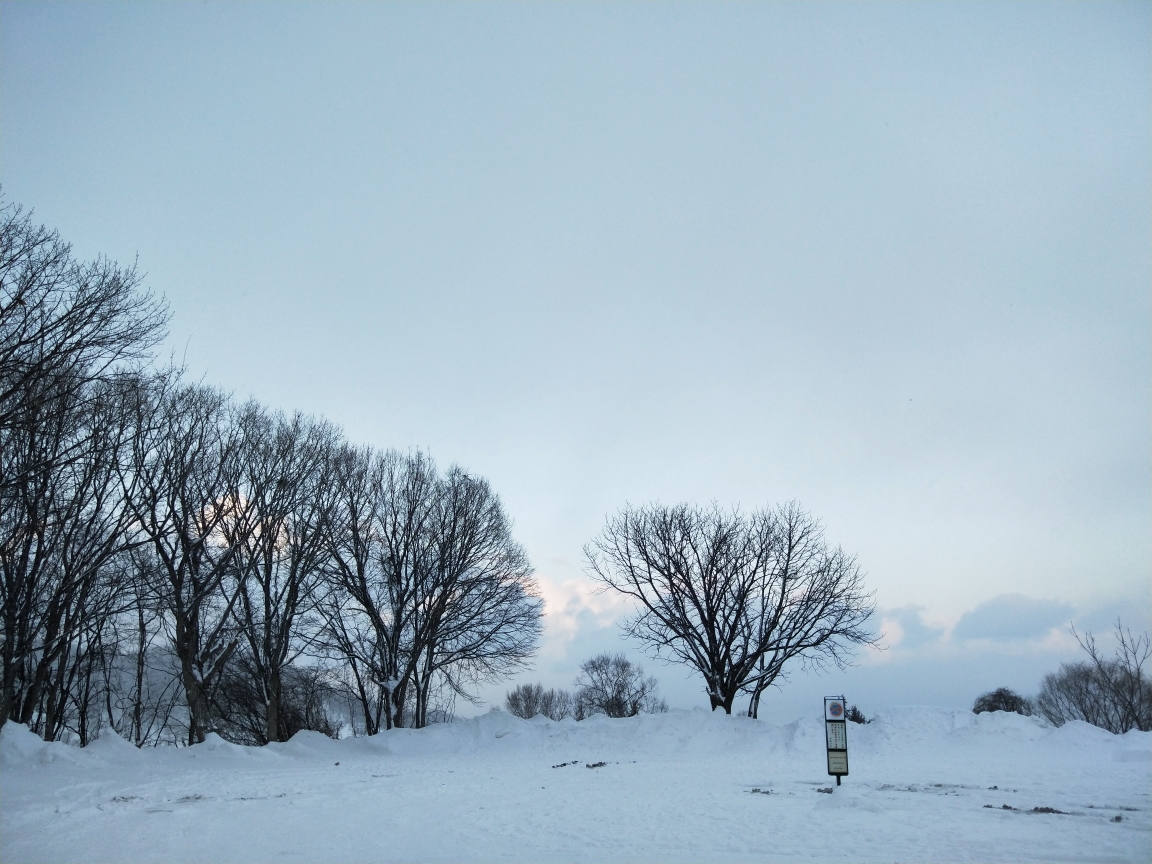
[951,594,1073,642]
[886,606,947,649]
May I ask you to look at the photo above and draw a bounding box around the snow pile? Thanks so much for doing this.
[1,706,1148,863]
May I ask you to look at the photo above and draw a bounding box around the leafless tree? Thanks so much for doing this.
[0,199,167,489]
[320,450,541,729]
[212,652,341,745]
[573,653,665,719]
[585,502,875,715]
[120,374,251,744]
[314,590,389,735]
[1036,621,1151,733]
[408,466,541,727]
[100,564,184,747]
[319,447,431,729]
[0,375,144,736]
[1,198,166,733]
[228,405,341,743]
[506,683,574,720]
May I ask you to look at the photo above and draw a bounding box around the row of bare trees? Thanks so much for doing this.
[3,195,877,744]
[1,199,542,746]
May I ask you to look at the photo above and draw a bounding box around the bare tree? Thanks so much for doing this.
[320,451,542,729]
[1,198,166,732]
[573,653,665,719]
[314,589,389,735]
[505,683,574,720]
[212,652,341,745]
[228,405,341,743]
[1071,622,1151,733]
[408,466,542,727]
[319,447,433,730]
[585,502,875,715]
[1036,663,1114,730]
[1036,621,1151,733]
[121,374,251,744]
[101,562,185,747]
[0,199,167,489]
[0,375,144,736]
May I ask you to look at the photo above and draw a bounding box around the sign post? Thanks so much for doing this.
[824,696,849,786]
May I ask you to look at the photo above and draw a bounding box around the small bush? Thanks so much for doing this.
[973,687,1033,716]
[845,704,869,724]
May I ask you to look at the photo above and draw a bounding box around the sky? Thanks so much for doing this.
[2,1,1149,721]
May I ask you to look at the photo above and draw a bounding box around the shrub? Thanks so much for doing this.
[973,687,1033,716]
[845,704,870,724]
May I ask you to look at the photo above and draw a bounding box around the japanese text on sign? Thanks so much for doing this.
[826,721,847,749]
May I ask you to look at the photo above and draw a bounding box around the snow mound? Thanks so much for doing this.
[2,707,1148,864]
[0,722,46,765]
[85,727,139,759]
[0,722,82,767]
[1044,718,1125,746]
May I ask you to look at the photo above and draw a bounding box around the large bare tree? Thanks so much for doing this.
[320,451,541,729]
[1,198,165,734]
[121,374,251,744]
[408,466,541,727]
[0,374,142,735]
[585,502,875,715]
[319,447,430,730]
[229,405,341,743]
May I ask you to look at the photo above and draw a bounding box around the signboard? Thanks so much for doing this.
[824,696,849,785]
[825,698,845,721]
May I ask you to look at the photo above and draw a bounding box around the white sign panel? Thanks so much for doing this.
[826,721,847,750]
[827,750,848,774]
[825,699,845,721]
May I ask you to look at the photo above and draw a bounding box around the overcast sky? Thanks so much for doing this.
[3,1,1149,720]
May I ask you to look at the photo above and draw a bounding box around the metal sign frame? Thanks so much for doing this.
[824,695,849,785]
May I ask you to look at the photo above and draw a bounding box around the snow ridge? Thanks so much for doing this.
[2,706,1148,863]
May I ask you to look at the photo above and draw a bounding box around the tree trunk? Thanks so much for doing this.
[181,662,211,745]
[19,610,65,727]
[0,608,18,730]
[265,670,280,744]
[749,685,764,719]
[132,604,147,745]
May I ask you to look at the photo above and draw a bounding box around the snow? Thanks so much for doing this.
[1,707,1148,863]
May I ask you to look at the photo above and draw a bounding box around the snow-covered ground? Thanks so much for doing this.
[1,706,1148,863]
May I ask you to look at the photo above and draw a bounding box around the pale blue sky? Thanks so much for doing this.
[3,1,1149,718]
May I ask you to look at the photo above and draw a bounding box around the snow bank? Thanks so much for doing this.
[2,707,1148,863]
[0,721,82,767]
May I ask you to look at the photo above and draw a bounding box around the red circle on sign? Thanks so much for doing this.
[829,702,843,717]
